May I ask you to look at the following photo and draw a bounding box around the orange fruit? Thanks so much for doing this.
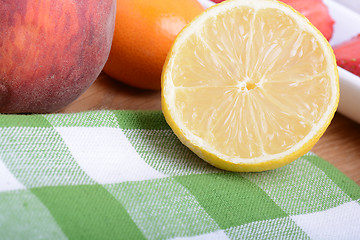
[103,0,204,90]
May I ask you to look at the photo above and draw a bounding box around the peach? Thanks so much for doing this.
[0,0,116,113]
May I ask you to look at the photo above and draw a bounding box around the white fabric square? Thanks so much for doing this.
[291,201,360,240]
[55,127,167,184]
[0,159,25,192]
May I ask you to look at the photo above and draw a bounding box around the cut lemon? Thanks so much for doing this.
[161,0,339,172]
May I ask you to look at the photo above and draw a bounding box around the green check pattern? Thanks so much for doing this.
[0,110,359,240]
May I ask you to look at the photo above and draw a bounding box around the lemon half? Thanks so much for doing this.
[161,0,339,172]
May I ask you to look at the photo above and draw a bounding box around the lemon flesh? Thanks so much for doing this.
[162,0,339,172]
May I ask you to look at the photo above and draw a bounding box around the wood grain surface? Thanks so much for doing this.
[59,73,360,185]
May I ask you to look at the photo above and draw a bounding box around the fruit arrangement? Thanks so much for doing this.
[0,0,358,172]
[0,0,358,114]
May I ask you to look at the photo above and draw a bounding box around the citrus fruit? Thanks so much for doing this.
[103,0,204,90]
[162,0,339,172]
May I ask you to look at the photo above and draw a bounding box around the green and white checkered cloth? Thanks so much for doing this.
[0,110,359,240]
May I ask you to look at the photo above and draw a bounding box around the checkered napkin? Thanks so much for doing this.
[0,110,359,240]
